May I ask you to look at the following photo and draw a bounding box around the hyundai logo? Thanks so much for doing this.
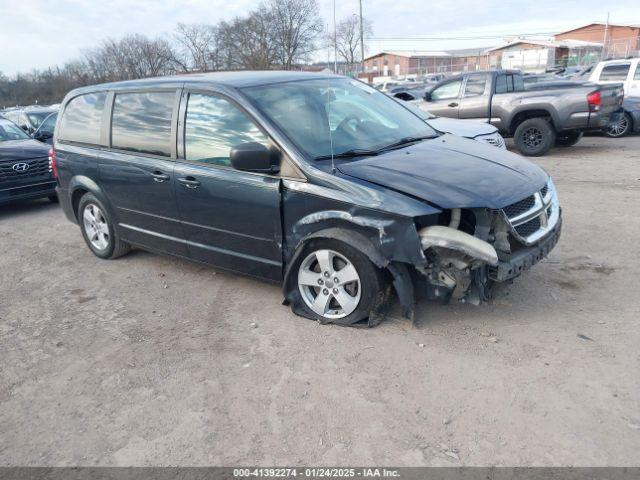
[12,162,30,172]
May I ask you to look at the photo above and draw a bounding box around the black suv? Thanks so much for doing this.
[2,106,58,135]
[54,72,561,326]
[0,118,57,205]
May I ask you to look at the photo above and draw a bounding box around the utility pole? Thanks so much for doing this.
[602,12,610,60]
[359,0,365,75]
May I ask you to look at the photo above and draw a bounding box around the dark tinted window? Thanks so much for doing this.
[111,91,174,156]
[59,92,107,144]
[185,93,268,167]
[599,64,630,81]
[495,74,524,93]
[463,75,487,96]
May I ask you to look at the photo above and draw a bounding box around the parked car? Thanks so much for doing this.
[53,72,561,326]
[0,117,58,205]
[588,57,640,97]
[388,85,428,102]
[2,106,58,135]
[31,112,57,144]
[423,70,624,156]
[604,97,640,137]
[403,101,506,148]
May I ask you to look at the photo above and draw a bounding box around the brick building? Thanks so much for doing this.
[554,23,640,58]
[363,49,490,77]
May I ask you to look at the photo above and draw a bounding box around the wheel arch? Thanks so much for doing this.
[282,225,416,323]
[509,109,557,135]
[68,176,113,223]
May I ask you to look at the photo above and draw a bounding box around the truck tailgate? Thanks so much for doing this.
[596,83,625,115]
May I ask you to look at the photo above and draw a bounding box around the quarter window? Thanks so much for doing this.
[111,91,175,156]
[599,64,630,81]
[431,80,462,100]
[463,75,487,96]
[59,92,107,145]
[184,93,268,167]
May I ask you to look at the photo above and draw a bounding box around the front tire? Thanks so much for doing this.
[77,193,130,259]
[514,118,556,156]
[291,239,385,325]
[555,131,583,147]
[605,113,632,138]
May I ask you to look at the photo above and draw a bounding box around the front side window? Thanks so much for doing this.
[599,64,630,81]
[0,120,30,142]
[111,91,175,156]
[39,113,57,134]
[59,92,107,145]
[243,78,436,160]
[185,93,268,167]
[634,64,640,80]
[463,75,487,96]
[431,80,462,100]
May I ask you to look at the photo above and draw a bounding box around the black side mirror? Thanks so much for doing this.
[424,92,432,101]
[34,130,52,141]
[230,142,280,174]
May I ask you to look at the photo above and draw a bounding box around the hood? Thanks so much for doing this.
[425,117,498,138]
[0,139,50,162]
[337,134,548,209]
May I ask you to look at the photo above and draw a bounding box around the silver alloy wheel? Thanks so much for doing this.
[297,249,361,319]
[82,203,110,251]
[606,115,629,137]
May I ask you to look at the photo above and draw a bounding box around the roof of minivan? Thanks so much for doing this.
[71,70,343,94]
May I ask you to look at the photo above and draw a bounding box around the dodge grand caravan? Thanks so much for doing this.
[53,72,561,326]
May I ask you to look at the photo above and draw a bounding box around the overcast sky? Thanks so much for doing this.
[1,0,639,75]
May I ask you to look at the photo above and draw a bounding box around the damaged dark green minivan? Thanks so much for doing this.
[53,72,561,326]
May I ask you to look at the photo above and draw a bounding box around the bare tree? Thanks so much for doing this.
[268,0,324,69]
[334,15,373,66]
[220,7,278,70]
[173,23,219,72]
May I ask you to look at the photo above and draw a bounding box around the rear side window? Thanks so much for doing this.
[599,64,630,81]
[59,92,107,145]
[111,91,175,157]
[495,74,524,93]
[185,93,268,167]
[463,75,487,96]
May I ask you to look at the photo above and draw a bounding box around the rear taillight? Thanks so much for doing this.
[587,91,601,112]
[48,147,58,179]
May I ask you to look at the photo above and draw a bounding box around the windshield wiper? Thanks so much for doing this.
[377,135,436,152]
[314,148,379,161]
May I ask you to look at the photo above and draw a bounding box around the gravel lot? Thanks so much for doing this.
[1,135,639,466]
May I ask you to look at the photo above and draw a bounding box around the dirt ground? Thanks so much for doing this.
[1,135,639,467]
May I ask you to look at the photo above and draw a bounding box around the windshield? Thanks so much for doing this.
[243,78,437,160]
[0,120,30,141]
[27,111,53,128]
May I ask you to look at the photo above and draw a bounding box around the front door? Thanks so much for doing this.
[458,74,490,121]
[98,89,187,256]
[173,91,283,280]
[424,78,462,118]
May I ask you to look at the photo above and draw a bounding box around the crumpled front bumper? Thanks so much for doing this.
[489,214,562,282]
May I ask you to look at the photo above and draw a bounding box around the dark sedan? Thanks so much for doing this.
[0,118,57,205]
[605,97,640,137]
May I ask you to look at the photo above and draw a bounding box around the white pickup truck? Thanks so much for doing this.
[588,58,640,97]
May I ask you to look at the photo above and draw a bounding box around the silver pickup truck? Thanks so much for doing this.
[421,70,624,156]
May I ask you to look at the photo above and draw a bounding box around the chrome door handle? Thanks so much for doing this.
[151,171,170,183]
[178,177,200,189]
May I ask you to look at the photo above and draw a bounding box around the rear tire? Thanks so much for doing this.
[514,118,556,156]
[77,193,130,259]
[290,238,386,326]
[555,131,583,147]
[604,113,632,138]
